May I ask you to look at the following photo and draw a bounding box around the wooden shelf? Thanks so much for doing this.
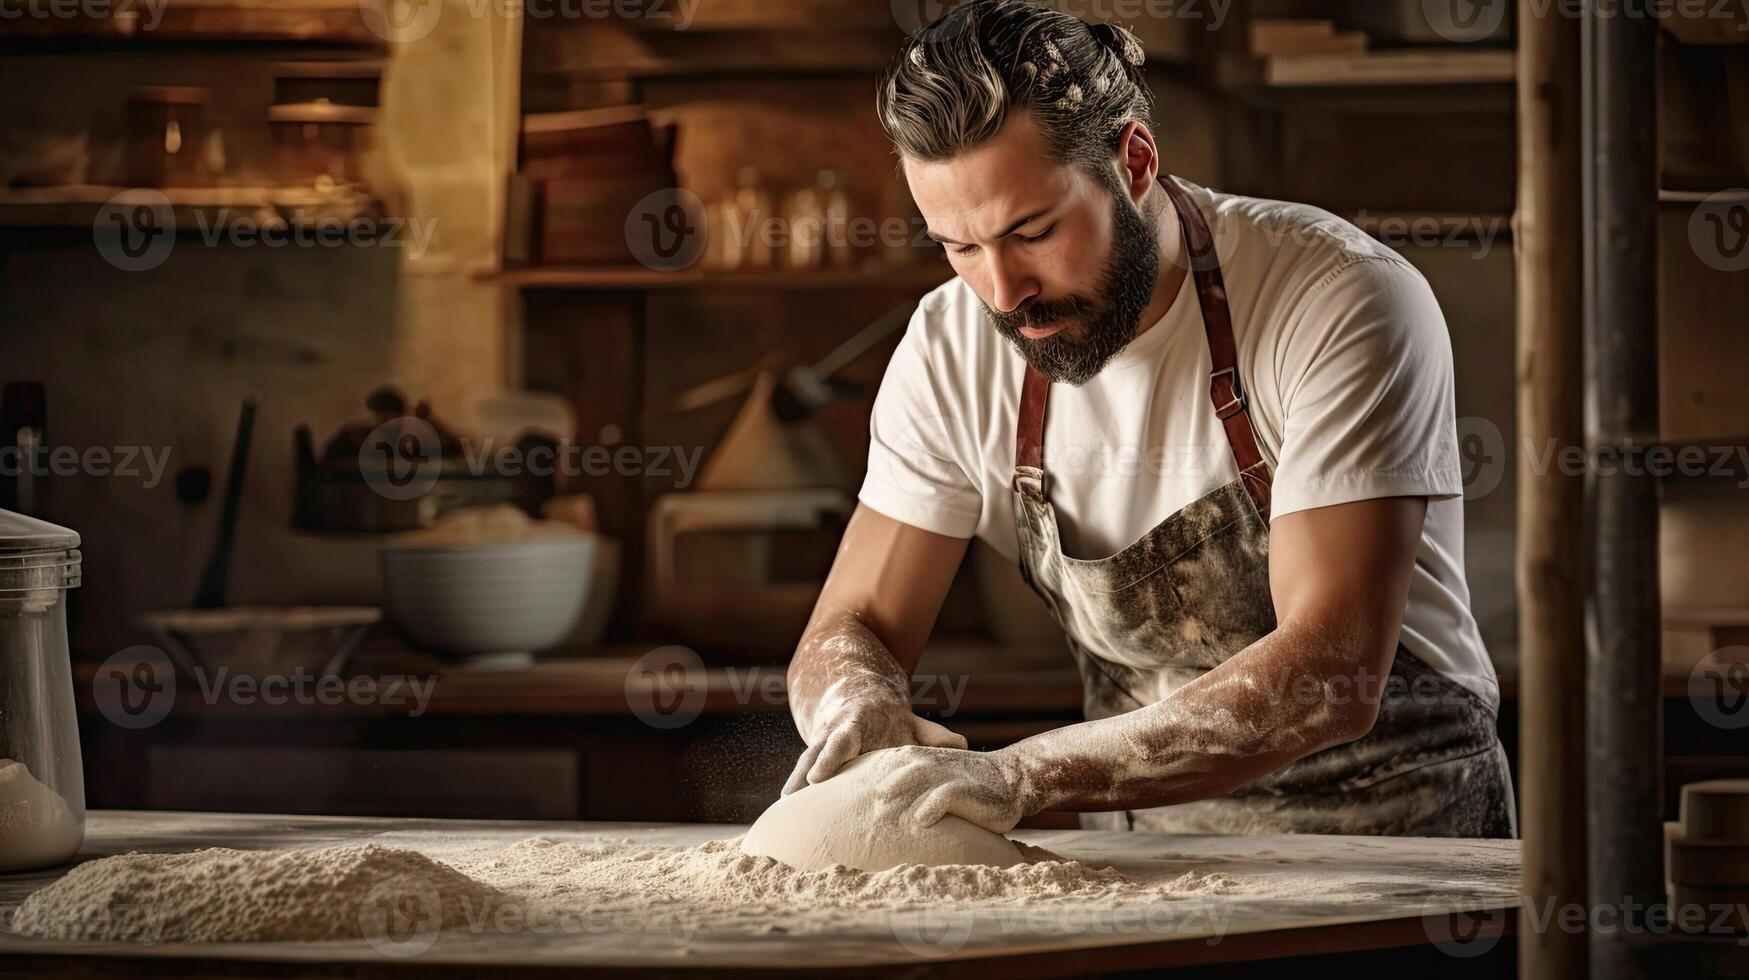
[0,0,387,50]
[1268,48,1516,87]
[484,264,955,292]
[1221,47,1516,92]
[0,184,381,231]
[1660,188,1749,205]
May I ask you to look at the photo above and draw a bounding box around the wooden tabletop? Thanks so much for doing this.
[0,810,1521,977]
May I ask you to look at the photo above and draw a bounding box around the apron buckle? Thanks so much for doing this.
[1211,366,1246,419]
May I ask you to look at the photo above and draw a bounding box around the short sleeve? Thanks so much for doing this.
[857,309,983,538]
[1269,258,1463,519]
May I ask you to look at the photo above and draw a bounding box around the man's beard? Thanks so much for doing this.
[986,187,1160,386]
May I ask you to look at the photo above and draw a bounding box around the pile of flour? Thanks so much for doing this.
[0,759,81,871]
[11,835,1230,944]
[13,844,505,943]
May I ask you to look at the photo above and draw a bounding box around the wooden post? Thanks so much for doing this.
[1583,4,1663,980]
[1516,3,1587,979]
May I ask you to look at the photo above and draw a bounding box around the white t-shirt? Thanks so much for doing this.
[860,180,1498,707]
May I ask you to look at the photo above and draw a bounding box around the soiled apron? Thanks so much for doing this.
[1012,175,1516,837]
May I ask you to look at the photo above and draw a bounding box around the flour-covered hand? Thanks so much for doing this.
[869,745,1031,834]
[783,690,966,796]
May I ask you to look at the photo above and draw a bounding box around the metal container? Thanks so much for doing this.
[0,509,84,872]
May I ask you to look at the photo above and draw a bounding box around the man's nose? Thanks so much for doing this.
[985,250,1039,314]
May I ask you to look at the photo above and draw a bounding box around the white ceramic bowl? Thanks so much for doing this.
[379,538,595,657]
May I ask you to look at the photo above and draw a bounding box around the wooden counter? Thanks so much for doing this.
[0,810,1522,977]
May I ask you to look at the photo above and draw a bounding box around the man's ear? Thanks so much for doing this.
[1114,122,1159,202]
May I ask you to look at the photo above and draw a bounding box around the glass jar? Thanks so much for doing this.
[0,509,84,872]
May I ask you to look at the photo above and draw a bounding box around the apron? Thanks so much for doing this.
[1012,175,1516,838]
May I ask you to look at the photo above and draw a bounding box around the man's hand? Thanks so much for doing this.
[864,744,1030,834]
[784,507,971,794]
[784,689,966,795]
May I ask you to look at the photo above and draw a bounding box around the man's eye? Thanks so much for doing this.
[1020,226,1055,243]
[952,244,980,257]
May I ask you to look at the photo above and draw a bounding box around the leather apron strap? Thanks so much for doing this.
[1014,176,1274,520]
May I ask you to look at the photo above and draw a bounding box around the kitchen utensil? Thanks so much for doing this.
[0,509,84,871]
[194,399,255,610]
[696,372,855,492]
[137,606,380,679]
[379,537,596,659]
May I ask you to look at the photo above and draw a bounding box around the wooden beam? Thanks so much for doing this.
[1516,2,1587,978]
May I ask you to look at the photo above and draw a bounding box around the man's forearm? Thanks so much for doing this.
[1002,617,1389,815]
[786,609,912,743]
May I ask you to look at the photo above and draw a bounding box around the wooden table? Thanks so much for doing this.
[0,811,1521,977]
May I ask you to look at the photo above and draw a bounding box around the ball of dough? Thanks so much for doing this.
[741,749,1024,872]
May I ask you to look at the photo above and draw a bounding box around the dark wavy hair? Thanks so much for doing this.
[877,0,1155,189]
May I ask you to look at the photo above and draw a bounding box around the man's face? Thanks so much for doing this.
[905,113,1160,385]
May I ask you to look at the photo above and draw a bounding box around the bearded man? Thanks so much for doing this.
[782,0,1514,839]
